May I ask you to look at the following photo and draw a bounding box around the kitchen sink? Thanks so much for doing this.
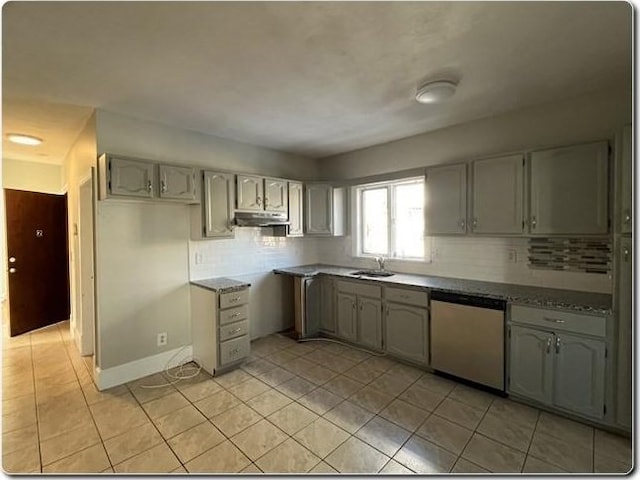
[350,270,395,277]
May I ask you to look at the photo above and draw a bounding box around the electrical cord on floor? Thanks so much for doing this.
[139,345,203,389]
[297,336,388,357]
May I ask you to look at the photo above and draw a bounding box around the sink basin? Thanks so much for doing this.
[351,270,395,277]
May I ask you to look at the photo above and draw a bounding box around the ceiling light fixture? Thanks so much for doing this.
[7,133,43,146]
[415,80,458,104]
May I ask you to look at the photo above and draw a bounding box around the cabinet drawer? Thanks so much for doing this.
[337,280,381,298]
[219,320,249,342]
[385,287,429,307]
[219,335,250,366]
[219,289,249,309]
[510,304,606,337]
[219,304,248,326]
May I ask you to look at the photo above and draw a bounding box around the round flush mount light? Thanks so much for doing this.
[415,80,458,104]
[7,133,43,146]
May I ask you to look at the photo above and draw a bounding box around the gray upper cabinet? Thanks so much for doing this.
[471,154,524,234]
[236,174,264,211]
[553,332,606,420]
[192,171,235,239]
[529,142,609,235]
[108,157,155,198]
[618,125,632,234]
[304,184,346,236]
[509,325,553,405]
[287,182,304,237]
[425,163,467,235]
[159,165,197,201]
[264,178,288,213]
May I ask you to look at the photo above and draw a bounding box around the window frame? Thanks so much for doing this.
[353,176,428,262]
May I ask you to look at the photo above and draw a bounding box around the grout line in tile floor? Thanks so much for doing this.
[2,322,632,474]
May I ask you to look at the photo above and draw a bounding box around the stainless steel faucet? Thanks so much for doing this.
[375,256,386,271]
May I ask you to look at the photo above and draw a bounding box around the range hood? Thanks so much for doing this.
[234,211,289,227]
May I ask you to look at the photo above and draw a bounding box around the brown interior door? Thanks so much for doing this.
[5,189,71,336]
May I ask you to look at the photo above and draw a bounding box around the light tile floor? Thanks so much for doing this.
[2,321,633,474]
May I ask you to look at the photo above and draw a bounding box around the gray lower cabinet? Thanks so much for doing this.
[509,305,607,420]
[385,302,428,364]
[509,325,553,404]
[336,292,357,342]
[358,296,382,350]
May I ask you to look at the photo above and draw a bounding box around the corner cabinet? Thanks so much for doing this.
[529,141,609,235]
[471,154,524,234]
[99,154,198,203]
[425,163,467,235]
[508,305,607,420]
[304,184,346,236]
[287,182,304,236]
[191,171,235,239]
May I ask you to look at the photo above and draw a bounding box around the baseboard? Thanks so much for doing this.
[95,345,193,391]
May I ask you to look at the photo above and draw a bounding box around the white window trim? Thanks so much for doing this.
[351,177,431,263]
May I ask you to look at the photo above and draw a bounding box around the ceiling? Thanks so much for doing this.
[2,2,632,164]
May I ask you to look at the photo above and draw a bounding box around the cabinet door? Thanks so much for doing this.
[619,125,632,234]
[358,296,382,350]
[159,165,197,201]
[287,182,304,237]
[202,171,234,238]
[236,175,264,211]
[508,326,553,405]
[305,184,333,235]
[616,237,632,428]
[472,154,524,234]
[530,142,609,235]
[336,292,357,342]
[425,163,467,235]
[385,302,428,364]
[553,333,606,419]
[264,178,288,213]
[109,157,155,198]
[320,276,335,332]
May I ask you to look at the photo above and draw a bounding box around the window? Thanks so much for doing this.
[355,177,427,261]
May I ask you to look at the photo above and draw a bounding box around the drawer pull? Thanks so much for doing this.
[555,336,561,354]
[231,312,241,318]
[546,337,552,354]
[229,297,241,303]
[228,327,242,335]
[543,317,565,324]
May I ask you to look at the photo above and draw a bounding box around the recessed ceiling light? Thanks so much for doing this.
[7,133,43,146]
[415,80,458,104]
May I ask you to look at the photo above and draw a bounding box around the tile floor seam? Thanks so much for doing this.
[456,394,496,473]
[28,333,44,473]
[521,405,543,473]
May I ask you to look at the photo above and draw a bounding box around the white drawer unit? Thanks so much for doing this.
[511,304,606,338]
[190,283,251,376]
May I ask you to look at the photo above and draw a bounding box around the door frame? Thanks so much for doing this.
[76,170,97,356]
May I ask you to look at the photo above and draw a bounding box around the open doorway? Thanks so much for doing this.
[5,189,71,336]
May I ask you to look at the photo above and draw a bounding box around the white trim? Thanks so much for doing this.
[95,345,193,390]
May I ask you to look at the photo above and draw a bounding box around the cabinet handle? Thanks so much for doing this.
[459,219,466,230]
[147,180,153,192]
[228,327,242,335]
[555,336,561,354]
[256,197,262,206]
[546,337,552,354]
[359,303,363,311]
[543,317,565,324]
[531,216,537,229]
[624,210,631,224]
[472,218,478,229]
[624,248,630,261]
[229,297,241,303]
[231,312,241,318]
[161,180,167,194]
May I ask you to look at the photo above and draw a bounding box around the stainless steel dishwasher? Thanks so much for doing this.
[430,291,506,391]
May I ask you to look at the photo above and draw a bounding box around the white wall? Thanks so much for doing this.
[2,158,63,194]
[317,87,631,293]
[94,110,320,371]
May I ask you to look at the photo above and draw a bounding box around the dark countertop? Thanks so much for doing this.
[190,277,251,293]
[273,264,612,315]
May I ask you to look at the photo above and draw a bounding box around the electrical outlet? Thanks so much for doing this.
[507,249,517,263]
[195,252,203,264]
[157,332,167,346]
